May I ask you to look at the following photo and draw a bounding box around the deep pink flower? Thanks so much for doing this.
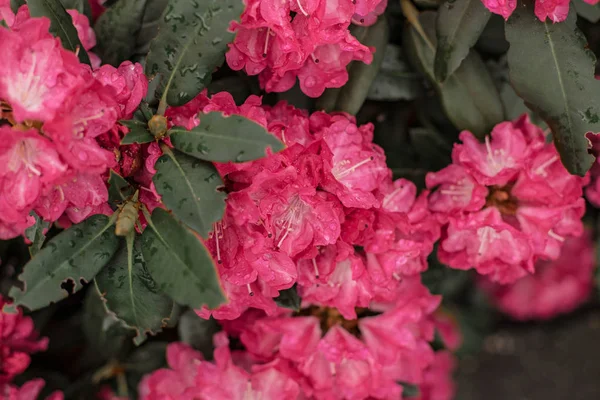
[94,61,148,119]
[1,379,63,400]
[0,296,48,383]
[67,9,96,51]
[479,230,595,320]
[415,351,457,400]
[481,0,569,21]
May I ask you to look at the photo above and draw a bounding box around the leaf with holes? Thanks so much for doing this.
[5,215,119,312]
[169,112,284,163]
[506,0,600,176]
[145,0,243,111]
[95,233,173,345]
[27,0,91,65]
[141,208,225,309]
[404,11,504,139]
[435,0,491,82]
[153,148,226,237]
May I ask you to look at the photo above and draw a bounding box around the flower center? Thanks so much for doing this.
[485,184,518,215]
[296,306,375,336]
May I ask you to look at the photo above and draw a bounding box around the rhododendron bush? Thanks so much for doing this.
[1,0,600,398]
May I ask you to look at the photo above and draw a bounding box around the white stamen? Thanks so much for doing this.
[296,0,309,16]
[548,230,565,242]
[281,128,286,145]
[310,53,319,63]
[392,272,402,281]
[214,223,222,264]
[263,28,271,57]
[382,186,403,209]
[333,156,374,180]
[275,195,307,249]
[247,284,254,296]
[312,258,320,278]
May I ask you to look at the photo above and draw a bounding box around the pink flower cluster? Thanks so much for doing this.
[140,277,456,399]
[481,0,570,22]
[426,116,587,284]
[225,0,387,97]
[0,296,63,400]
[160,92,440,321]
[0,6,146,239]
[479,230,595,320]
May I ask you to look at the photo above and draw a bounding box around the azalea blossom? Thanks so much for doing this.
[481,0,569,22]
[426,116,587,283]
[479,230,595,320]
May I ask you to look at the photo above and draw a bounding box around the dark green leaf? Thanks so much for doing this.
[400,383,420,397]
[133,0,169,59]
[95,233,173,345]
[334,17,389,115]
[169,112,284,163]
[0,20,7,28]
[108,170,135,205]
[82,283,134,361]
[120,120,155,144]
[27,0,91,65]
[274,285,301,311]
[25,212,51,257]
[5,215,119,312]
[141,208,225,309]
[145,0,243,110]
[404,11,504,138]
[367,45,423,101]
[178,310,220,359]
[574,0,600,23]
[124,342,168,397]
[506,1,600,176]
[94,0,149,66]
[434,0,491,82]
[10,0,25,13]
[153,148,226,237]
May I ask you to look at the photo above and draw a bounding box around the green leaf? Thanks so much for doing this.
[108,170,135,205]
[274,285,301,311]
[145,0,243,111]
[27,0,91,65]
[435,0,491,82]
[400,383,420,398]
[5,214,119,312]
[94,0,149,66]
[366,44,423,102]
[133,0,169,59]
[505,1,600,176]
[120,120,155,144]
[169,112,284,163]
[433,0,492,82]
[574,0,600,23]
[59,0,92,21]
[153,148,226,237]
[95,233,173,345]
[404,11,504,138]
[334,17,389,115]
[25,212,51,257]
[141,208,225,309]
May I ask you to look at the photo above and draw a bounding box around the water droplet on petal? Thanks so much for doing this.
[304,76,317,88]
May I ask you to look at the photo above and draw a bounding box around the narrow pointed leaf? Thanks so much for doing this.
[95,233,173,345]
[145,0,244,109]
[170,112,284,163]
[93,0,149,66]
[6,215,119,312]
[153,149,226,237]
[120,120,155,144]
[108,170,135,205]
[435,0,490,82]
[27,0,91,65]
[505,1,600,176]
[141,208,225,309]
[404,11,504,138]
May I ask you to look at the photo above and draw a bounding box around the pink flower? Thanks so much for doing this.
[67,9,96,51]
[479,230,595,320]
[480,0,516,19]
[0,296,48,383]
[415,351,457,400]
[94,61,148,119]
[227,0,381,96]
[481,0,569,21]
[0,379,63,400]
[427,115,587,283]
